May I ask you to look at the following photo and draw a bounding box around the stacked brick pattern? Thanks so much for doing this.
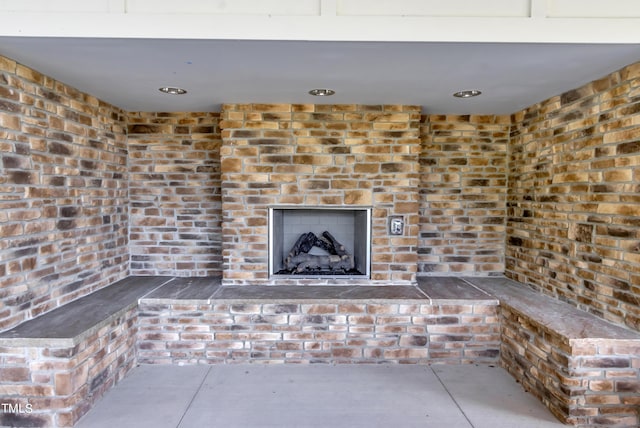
[127,112,222,276]
[0,306,138,427]
[507,61,640,331]
[500,305,640,427]
[220,104,421,285]
[419,115,509,275]
[0,55,129,331]
[137,299,500,364]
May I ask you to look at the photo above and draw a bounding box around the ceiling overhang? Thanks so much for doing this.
[1,0,639,114]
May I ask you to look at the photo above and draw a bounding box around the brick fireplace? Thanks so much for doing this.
[269,206,372,278]
[220,104,421,285]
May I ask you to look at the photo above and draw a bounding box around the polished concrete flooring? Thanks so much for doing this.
[76,364,565,428]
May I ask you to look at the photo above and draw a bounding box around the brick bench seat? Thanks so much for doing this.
[137,277,501,366]
[0,276,173,428]
[466,277,640,428]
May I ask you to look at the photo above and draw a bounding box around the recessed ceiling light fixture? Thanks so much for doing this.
[308,88,335,97]
[453,89,482,98]
[159,86,188,95]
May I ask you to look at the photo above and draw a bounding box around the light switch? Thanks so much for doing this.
[389,216,404,235]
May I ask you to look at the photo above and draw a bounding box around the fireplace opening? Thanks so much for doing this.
[269,207,371,278]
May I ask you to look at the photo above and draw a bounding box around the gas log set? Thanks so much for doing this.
[279,231,361,275]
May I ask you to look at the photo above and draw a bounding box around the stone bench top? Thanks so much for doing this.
[4,274,637,347]
[141,276,496,304]
[212,285,429,302]
[0,276,496,346]
[417,276,496,302]
[0,276,173,346]
[466,277,640,342]
[142,276,222,301]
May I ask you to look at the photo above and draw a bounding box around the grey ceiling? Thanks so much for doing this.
[0,37,639,114]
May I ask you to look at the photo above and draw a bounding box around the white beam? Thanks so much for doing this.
[0,11,639,44]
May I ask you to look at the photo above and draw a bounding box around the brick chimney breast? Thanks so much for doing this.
[220,104,421,285]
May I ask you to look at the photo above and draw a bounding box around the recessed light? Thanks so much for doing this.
[308,88,335,97]
[453,89,482,98]
[159,87,188,95]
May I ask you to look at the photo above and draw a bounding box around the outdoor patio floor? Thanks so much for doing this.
[76,364,565,428]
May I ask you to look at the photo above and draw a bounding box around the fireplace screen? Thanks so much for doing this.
[269,207,371,278]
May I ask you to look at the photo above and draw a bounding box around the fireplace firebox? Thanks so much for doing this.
[269,207,371,278]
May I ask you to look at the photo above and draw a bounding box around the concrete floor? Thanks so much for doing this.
[76,364,565,428]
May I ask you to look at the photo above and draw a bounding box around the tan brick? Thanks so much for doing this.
[344,189,372,205]
[584,395,621,405]
[589,380,615,392]
[302,304,336,314]
[0,55,17,72]
[366,304,398,315]
[221,157,242,173]
[383,348,429,359]
[347,315,375,325]
[338,304,366,313]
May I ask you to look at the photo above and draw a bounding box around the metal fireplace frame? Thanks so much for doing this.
[268,206,372,279]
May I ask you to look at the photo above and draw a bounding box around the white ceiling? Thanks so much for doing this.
[0,37,639,114]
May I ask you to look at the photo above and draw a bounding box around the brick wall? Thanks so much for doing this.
[220,104,421,285]
[420,114,509,275]
[137,299,500,365]
[506,61,640,331]
[127,112,222,276]
[0,55,129,331]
